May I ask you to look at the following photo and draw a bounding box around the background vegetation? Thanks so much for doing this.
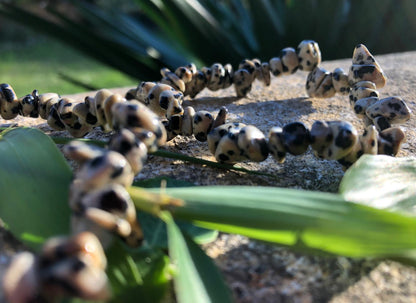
[1,0,416,96]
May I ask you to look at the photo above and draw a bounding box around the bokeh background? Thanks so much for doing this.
[1,0,415,96]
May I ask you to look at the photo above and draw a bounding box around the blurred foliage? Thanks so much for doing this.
[0,0,416,82]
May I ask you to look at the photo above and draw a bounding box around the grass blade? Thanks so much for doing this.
[135,186,416,259]
[164,212,232,303]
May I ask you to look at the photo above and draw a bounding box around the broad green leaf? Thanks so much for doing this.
[0,128,72,250]
[106,241,171,303]
[165,213,232,303]
[137,186,416,259]
[132,177,218,247]
[340,155,416,213]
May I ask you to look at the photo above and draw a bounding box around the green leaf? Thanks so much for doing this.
[165,213,232,303]
[340,155,416,214]
[141,186,416,259]
[106,241,171,303]
[0,128,72,250]
[132,177,218,248]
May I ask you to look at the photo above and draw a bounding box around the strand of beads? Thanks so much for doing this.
[146,44,411,170]
[125,40,325,113]
[3,232,110,302]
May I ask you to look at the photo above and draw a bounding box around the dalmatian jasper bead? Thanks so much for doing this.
[354,80,377,89]
[366,96,412,126]
[373,116,391,131]
[4,232,110,303]
[175,66,193,84]
[56,97,92,138]
[239,59,257,77]
[129,127,160,153]
[0,84,20,120]
[0,83,17,102]
[159,89,184,119]
[75,150,134,190]
[331,68,350,95]
[348,44,386,88]
[38,92,60,119]
[222,63,234,89]
[237,125,269,162]
[310,121,331,157]
[215,130,245,163]
[76,184,138,237]
[185,70,208,98]
[353,97,379,116]
[145,83,176,117]
[40,232,110,300]
[296,40,321,71]
[94,89,113,129]
[111,100,167,146]
[132,81,156,103]
[168,114,183,135]
[207,63,226,91]
[201,67,212,84]
[306,67,336,98]
[233,69,253,97]
[103,94,125,130]
[280,47,299,74]
[193,110,214,141]
[377,127,405,156]
[268,127,286,163]
[108,129,148,174]
[282,122,310,155]
[349,83,379,106]
[181,106,196,136]
[213,106,228,129]
[360,125,379,155]
[19,90,39,118]
[162,120,179,141]
[255,62,271,86]
[160,67,185,92]
[63,140,104,164]
[73,102,98,127]
[352,44,381,66]
[207,122,246,155]
[269,57,284,77]
[337,125,378,169]
[3,252,39,303]
[47,103,66,131]
[310,121,358,160]
[41,232,107,274]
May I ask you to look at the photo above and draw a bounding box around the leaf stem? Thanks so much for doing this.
[50,136,107,147]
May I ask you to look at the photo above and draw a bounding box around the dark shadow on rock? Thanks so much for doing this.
[185,95,242,105]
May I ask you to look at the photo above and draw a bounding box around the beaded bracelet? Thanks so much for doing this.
[1,41,412,302]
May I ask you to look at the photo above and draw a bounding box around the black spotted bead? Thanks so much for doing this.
[296,40,321,71]
[282,122,310,155]
[237,125,269,162]
[193,111,214,142]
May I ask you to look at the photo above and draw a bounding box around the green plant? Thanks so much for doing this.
[2,127,416,302]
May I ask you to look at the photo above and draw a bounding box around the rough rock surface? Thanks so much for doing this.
[1,51,416,302]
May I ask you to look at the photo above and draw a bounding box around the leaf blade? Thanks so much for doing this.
[0,128,72,250]
[165,213,232,303]
[137,185,416,259]
[340,155,416,212]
